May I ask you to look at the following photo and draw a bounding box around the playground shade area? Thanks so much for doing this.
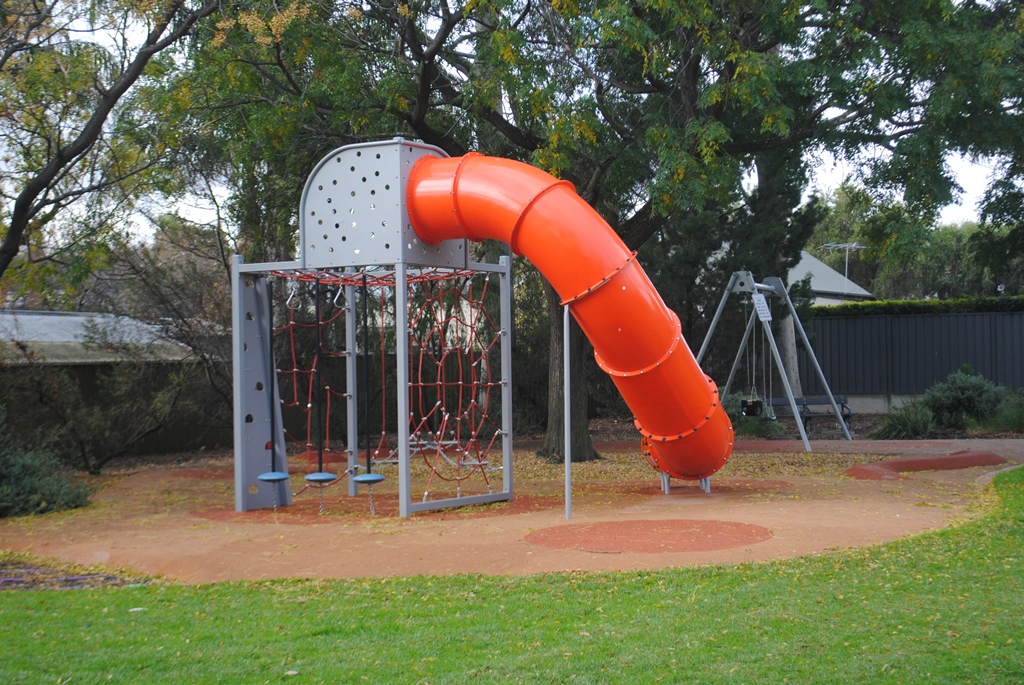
[0,437,1018,585]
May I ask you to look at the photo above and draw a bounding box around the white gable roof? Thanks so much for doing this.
[789,251,873,304]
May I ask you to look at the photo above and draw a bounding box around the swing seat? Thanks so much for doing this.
[304,471,337,484]
[741,398,763,417]
[352,473,386,485]
[257,471,290,483]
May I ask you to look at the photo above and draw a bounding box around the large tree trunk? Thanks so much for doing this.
[537,280,599,462]
[778,313,804,398]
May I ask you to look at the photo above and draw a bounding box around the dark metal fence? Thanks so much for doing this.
[799,312,1024,395]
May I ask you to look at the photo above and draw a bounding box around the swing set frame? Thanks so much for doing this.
[697,271,852,452]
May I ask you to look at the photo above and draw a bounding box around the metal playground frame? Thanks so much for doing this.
[232,139,513,517]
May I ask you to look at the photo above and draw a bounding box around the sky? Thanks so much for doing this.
[809,152,994,226]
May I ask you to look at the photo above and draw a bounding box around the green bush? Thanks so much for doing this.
[921,367,1008,429]
[723,394,786,437]
[0,408,90,518]
[870,402,935,439]
[981,392,1024,434]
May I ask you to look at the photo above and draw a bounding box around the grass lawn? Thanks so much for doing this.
[1,466,1022,684]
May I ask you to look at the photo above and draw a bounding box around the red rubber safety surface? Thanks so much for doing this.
[844,450,1008,480]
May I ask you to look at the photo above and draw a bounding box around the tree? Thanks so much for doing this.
[83,215,237,418]
[807,185,926,298]
[808,184,1024,299]
[0,0,221,287]
[969,221,1024,296]
[170,0,1024,460]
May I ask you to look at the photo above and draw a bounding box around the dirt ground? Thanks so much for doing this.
[2,430,1020,586]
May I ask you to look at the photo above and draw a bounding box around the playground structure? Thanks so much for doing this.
[697,271,852,451]
[233,138,734,516]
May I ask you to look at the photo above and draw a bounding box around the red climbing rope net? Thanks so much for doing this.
[270,268,504,500]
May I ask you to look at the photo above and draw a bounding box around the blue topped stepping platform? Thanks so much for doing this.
[257,471,290,483]
[351,473,386,485]
[304,472,337,484]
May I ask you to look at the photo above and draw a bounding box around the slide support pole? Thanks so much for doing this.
[564,305,572,520]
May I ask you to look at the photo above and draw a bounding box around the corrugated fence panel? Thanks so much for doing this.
[799,312,1024,395]
[797,320,827,395]
[995,314,1024,389]
[887,316,918,394]
[800,316,889,395]
[905,313,991,389]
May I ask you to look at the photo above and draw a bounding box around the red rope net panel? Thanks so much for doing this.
[407,272,504,499]
[270,268,504,502]
[274,273,351,482]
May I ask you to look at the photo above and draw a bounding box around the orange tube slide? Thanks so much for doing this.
[407,153,733,479]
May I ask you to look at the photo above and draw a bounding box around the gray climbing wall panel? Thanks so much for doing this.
[232,263,291,511]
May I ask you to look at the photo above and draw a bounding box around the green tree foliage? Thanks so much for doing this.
[969,220,1024,293]
[0,0,221,293]
[809,184,1024,299]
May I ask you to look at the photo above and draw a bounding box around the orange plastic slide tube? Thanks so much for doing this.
[407,153,733,479]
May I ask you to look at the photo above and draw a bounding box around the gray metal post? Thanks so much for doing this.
[564,305,572,520]
[697,271,740,364]
[758,311,812,452]
[231,256,247,511]
[396,263,413,517]
[345,272,359,496]
[499,257,514,496]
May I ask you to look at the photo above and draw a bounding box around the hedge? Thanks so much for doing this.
[812,295,1024,317]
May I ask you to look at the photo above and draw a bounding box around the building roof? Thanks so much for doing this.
[789,251,873,304]
[0,310,190,365]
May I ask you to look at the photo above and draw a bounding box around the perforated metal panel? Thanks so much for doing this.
[232,263,291,511]
[299,138,467,269]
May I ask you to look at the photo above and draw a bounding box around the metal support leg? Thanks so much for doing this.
[764,276,852,441]
[397,263,412,518]
[697,272,741,364]
[564,305,572,520]
[760,317,812,452]
[499,257,515,498]
[346,272,359,496]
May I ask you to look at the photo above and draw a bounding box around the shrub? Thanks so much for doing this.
[921,367,1008,429]
[870,402,936,439]
[723,395,785,437]
[731,415,786,438]
[981,392,1024,434]
[0,408,90,518]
